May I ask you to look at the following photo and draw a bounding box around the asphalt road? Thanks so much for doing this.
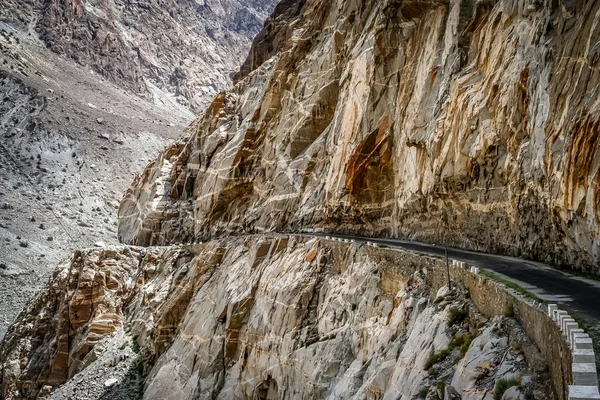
[311,233,600,323]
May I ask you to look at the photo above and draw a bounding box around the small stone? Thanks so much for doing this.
[99,133,110,140]
[96,118,105,124]
[95,242,106,248]
[104,378,118,388]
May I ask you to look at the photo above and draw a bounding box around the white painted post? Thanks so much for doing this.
[569,385,600,400]
[572,363,598,386]
[574,349,596,364]
[557,312,571,329]
[548,304,558,318]
[566,321,580,338]
[561,315,575,332]
[576,337,595,351]
[555,309,568,323]
[572,330,587,347]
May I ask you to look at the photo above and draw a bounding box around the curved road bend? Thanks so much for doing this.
[308,233,600,323]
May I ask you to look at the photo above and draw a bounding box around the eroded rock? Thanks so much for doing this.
[0,237,554,399]
[119,0,600,272]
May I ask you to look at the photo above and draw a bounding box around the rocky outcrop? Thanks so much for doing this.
[0,237,554,399]
[0,0,278,111]
[119,0,600,272]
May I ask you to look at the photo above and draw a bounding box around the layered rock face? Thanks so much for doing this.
[119,0,600,271]
[0,0,278,111]
[0,237,554,399]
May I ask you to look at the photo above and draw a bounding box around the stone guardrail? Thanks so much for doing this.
[449,259,599,400]
[546,303,600,400]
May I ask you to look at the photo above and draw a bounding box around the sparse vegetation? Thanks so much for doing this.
[504,302,514,317]
[131,335,141,354]
[449,333,473,356]
[494,377,521,400]
[448,307,468,326]
[424,349,450,371]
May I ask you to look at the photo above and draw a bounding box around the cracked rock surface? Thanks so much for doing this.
[0,236,554,399]
[120,0,600,272]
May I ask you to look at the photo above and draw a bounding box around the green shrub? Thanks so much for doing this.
[504,302,515,317]
[424,349,450,371]
[494,377,521,400]
[448,307,469,326]
[449,334,473,356]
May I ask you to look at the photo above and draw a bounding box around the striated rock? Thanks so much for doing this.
[120,0,600,271]
[0,237,553,399]
[0,0,278,112]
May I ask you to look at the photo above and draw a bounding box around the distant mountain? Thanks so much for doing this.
[0,0,278,112]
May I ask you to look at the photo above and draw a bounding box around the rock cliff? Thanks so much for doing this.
[119,0,600,272]
[0,237,554,399]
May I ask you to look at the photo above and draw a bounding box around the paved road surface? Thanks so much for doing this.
[310,233,600,323]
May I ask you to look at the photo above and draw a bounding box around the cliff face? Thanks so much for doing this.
[0,0,278,111]
[119,0,600,271]
[0,237,554,399]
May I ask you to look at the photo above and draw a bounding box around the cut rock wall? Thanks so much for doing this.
[119,0,600,272]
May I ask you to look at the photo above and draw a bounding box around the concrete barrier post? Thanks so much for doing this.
[555,309,568,323]
[573,349,596,364]
[566,322,580,338]
[573,363,598,386]
[561,316,574,332]
[548,304,558,317]
[569,386,600,400]
[575,337,594,351]
[559,314,573,330]
[572,330,587,347]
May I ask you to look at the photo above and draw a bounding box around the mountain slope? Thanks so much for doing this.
[0,0,278,112]
[119,0,600,272]
[0,0,277,338]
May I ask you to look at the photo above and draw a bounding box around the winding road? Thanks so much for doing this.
[310,233,600,324]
